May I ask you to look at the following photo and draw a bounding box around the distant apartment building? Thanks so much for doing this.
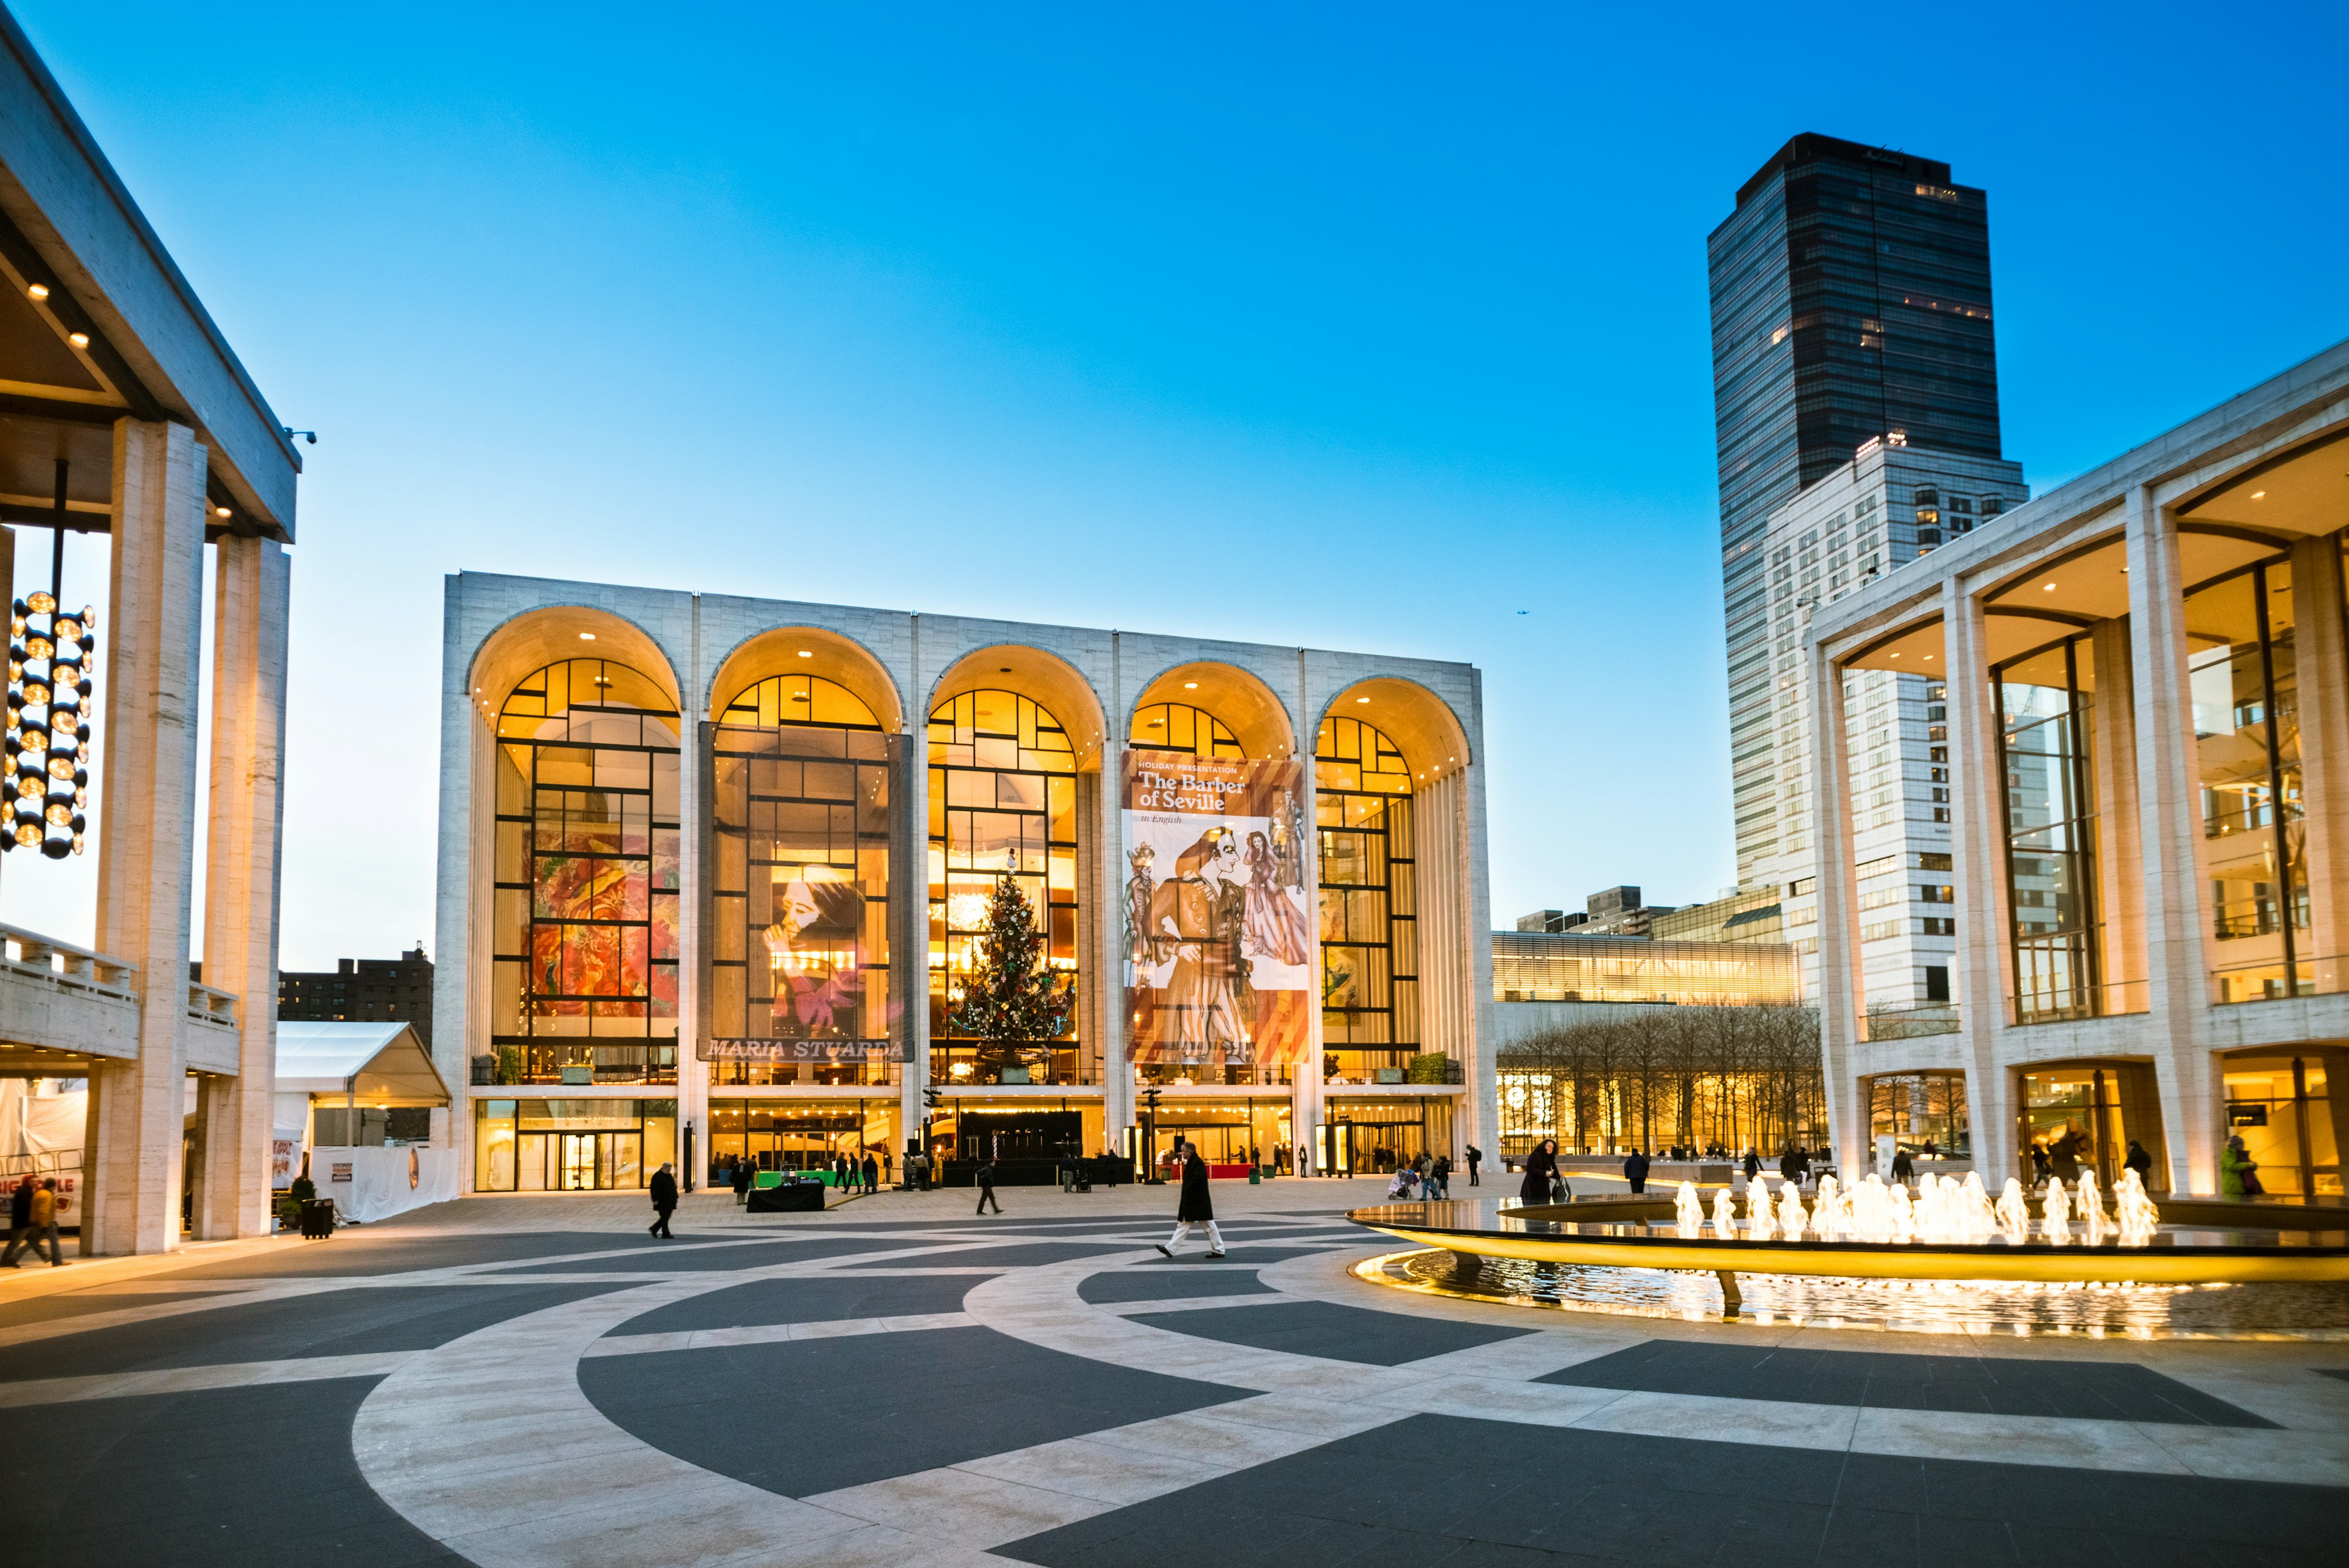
[278,947,436,1051]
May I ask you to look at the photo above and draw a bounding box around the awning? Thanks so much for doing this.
[274,1022,449,1105]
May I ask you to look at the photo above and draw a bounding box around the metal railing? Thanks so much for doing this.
[2012,976,2150,1025]
[2212,953,2348,1005]
[1861,1003,1959,1041]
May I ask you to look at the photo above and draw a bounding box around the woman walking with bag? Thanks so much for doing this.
[1156,1143,1226,1257]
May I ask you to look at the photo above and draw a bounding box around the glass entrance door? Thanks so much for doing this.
[560,1134,598,1190]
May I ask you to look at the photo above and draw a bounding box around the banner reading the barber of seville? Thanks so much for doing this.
[1121,750,1313,1067]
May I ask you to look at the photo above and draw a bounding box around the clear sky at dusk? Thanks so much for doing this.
[6,2,2345,967]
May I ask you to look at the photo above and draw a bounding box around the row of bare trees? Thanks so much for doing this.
[1496,1006,1825,1157]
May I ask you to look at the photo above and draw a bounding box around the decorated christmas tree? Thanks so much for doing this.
[949,871,1075,1077]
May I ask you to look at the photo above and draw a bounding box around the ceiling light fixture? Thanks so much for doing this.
[578,632,595,641]
[1356,697,1369,704]
[25,283,48,301]
[1182,682,1197,690]
[213,505,231,519]
[2251,491,2266,500]
[66,332,88,349]
[797,649,812,658]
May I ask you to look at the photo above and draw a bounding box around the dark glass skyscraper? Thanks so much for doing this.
[1708,133,2002,871]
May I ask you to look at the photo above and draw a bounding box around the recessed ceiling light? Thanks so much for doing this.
[1356,697,1370,704]
[67,331,88,349]
[578,632,595,641]
[2043,582,2057,592]
[213,505,231,518]
[2251,491,2266,500]
[26,283,48,300]
[797,649,812,658]
[1182,682,1197,690]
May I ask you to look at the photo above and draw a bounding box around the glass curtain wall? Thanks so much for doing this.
[1315,717,1417,1082]
[1994,634,2102,1022]
[2189,560,2309,1000]
[2221,1055,2340,1198]
[929,689,1080,1083]
[1865,1070,1969,1157]
[710,674,894,1088]
[491,660,680,1085]
[473,1098,677,1191]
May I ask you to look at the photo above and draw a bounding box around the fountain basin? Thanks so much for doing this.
[1345,1198,2349,1285]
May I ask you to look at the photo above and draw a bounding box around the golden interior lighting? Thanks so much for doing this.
[25,283,48,300]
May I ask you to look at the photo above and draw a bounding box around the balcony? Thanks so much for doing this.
[1861,1003,1959,1041]
[2013,977,2150,1025]
[0,925,140,1062]
[2212,953,2348,1006]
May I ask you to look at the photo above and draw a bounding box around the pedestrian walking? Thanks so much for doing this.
[1890,1146,1915,1184]
[1465,1143,1482,1187]
[862,1152,880,1192]
[2124,1140,2153,1181]
[1156,1144,1226,1257]
[976,1157,1002,1214]
[1742,1148,1761,1183]
[732,1156,752,1206]
[1,1175,40,1266]
[648,1162,679,1238]
[1623,1148,1650,1195]
[914,1149,932,1192]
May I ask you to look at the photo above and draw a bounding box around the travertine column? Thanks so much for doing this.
[2090,619,2145,1009]
[1291,655,1324,1168]
[1944,576,2016,1184]
[2291,534,2349,984]
[89,418,207,1255]
[899,620,929,1170]
[1805,639,1865,1177]
[195,535,290,1239]
[674,704,708,1187]
[2127,488,2220,1193]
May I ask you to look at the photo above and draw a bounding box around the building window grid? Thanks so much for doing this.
[1315,717,1417,1074]
[928,690,1080,1082]
[489,660,680,1087]
[1130,702,1241,758]
[1995,634,2102,1023]
[710,674,895,1088]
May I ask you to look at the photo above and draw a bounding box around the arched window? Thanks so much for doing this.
[1315,715,1416,1077]
[492,659,680,1086]
[1130,702,1242,757]
[711,674,893,1087]
[929,689,1078,1082]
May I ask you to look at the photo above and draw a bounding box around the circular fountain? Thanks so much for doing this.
[1348,1171,2349,1338]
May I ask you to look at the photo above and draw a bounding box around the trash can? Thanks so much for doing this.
[299,1198,336,1239]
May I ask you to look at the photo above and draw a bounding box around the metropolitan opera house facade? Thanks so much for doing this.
[434,573,1496,1193]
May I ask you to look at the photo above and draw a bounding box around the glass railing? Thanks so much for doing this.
[520,1043,678,1085]
[2212,954,2348,1005]
[1861,1003,1959,1041]
[2013,977,2150,1025]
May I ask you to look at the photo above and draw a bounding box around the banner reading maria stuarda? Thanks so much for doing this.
[1121,750,1313,1068]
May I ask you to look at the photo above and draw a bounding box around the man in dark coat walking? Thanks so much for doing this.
[648,1162,679,1238]
[1156,1145,1226,1257]
[1623,1148,1650,1195]
[975,1157,1002,1215]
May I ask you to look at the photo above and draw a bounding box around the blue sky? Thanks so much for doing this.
[9,2,2347,967]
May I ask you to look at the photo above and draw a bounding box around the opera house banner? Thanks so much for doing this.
[1121,751,1313,1067]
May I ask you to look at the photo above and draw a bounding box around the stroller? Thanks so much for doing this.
[1387,1167,1421,1200]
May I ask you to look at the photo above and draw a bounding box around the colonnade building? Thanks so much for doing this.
[0,12,295,1252]
[1806,339,2349,1199]
[434,574,1495,1191]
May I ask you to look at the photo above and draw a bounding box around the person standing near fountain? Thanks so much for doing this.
[2221,1134,2261,1197]
[2125,1139,2153,1182]
[1623,1148,1650,1195]
[1520,1139,1560,1205]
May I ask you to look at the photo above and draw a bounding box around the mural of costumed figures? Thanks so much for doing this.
[1242,828,1311,965]
[1148,829,1253,1063]
[1271,786,1305,895]
[761,873,866,1037]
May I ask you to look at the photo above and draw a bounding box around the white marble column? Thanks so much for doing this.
[2291,534,2349,984]
[1290,655,1324,1169]
[897,709,928,1168]
[89,418,207,1255]
[195,534,289,1239]
[674,707,708,1186]
[1944,573,2016,1186]
[2126,486,2220,1194]
[2089,618,2145,1009]
[1806,639,1865,1178]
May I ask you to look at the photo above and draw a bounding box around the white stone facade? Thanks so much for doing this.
[435,573,1496,1189]
[1804,338,2349,1198]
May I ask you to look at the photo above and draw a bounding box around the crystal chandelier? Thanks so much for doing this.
[4,590,94,858]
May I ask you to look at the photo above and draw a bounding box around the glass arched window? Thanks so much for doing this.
[711,674,894,1087]
[492,659,680,1085]
[1315,715,1416,1078]
[929,689,1078,1082]
[1131,702,1242,757]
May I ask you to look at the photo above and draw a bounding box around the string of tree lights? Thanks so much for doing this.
[2,459,96,858]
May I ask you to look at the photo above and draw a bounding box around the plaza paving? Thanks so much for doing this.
[3,1177,2347,1567]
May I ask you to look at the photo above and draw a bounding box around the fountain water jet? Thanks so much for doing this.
[1675,1180,1705,1234]
[1710,1185,1735,1235]
[1995,1177,2031,1240]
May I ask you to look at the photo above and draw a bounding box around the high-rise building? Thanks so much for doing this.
[1709,133,2005,879]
